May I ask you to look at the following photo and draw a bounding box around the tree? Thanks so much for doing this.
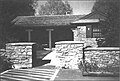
[92,0,120,46]
[0,0,36,48]
[0,0,35,24]
[36,0,73,15]
[0,0,37,73]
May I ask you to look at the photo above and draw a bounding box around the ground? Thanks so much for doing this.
[55,69,119,81]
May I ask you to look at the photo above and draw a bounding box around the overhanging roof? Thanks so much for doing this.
[70,11,106,25]
[12,11,106,27]
[12,15,85,27]
[71,19,100,24]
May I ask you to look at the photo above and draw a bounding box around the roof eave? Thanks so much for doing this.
[71,19,100,24]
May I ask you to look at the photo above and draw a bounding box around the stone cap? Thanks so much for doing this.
[55,41,84,44]
[6,42,36,46]
[85,47,120,51]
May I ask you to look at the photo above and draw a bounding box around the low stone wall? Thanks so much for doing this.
[83,47,120,73]
[55,41,84,69]
[5,43,35,69]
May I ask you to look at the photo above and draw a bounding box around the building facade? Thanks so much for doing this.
[12,11,106,48]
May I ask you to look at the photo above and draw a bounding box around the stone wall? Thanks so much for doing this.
[83,47,120,73]
[54,41,84,69]
[72,26,98,47]
[5,43,35,69]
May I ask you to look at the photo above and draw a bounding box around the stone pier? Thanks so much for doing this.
[5,43,35,69]
[51,41,84,69]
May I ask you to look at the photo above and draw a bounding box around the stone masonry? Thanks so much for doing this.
[5,43,35,69]
[54,41,84,69]
[72,26,98,47]
[84,47,120,73]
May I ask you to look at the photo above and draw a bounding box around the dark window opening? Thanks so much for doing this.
[86,25,103,38]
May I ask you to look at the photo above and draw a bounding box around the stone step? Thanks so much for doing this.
[1,68,59,81]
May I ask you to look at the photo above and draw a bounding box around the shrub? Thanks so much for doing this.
[0,50,13,73]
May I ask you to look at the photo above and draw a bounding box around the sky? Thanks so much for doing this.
[68,0,96,15]
[37,0,96,15]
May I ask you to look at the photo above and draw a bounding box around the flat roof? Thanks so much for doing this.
[71,19,100,24]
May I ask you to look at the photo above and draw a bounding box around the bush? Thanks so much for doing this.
[0,50,13,73]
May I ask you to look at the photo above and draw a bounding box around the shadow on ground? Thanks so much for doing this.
[33,50,52,67]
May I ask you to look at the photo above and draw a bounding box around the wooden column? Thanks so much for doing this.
[26,29,33,42]
[46,29,54,49]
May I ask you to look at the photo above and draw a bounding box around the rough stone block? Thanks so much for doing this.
[5,43,35,69]
[54,41,84,69]
[84,47,120,73]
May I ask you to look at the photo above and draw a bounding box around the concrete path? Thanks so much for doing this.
[1,66,119,81]
[54,69,119,81]
[42,51,62,67]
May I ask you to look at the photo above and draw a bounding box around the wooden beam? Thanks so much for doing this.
[26,29,33,42]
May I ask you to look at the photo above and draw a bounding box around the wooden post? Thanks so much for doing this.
[46,29,54,49]
[26,29,33,42]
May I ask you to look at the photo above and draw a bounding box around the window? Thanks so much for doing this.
[86,25,102,38]
[93,33,102,38]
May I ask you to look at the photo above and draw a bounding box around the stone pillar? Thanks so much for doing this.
[71,28,79,41]
[5,42,35,69]
[46,29,54,49]
[71,26,86,41]
[26,29,33,42]
[72,26,98,47]
[54,41,84,69]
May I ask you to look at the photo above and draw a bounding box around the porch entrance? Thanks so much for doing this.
[13,26,73,49]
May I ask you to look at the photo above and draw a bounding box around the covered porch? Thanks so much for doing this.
[9,12,108,69]
[9,14,103,69]
[12,15,84,49]
[12,14,103,49]
[2,13,119,79]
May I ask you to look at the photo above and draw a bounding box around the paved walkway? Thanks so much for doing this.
[54,69,119,81]
[1,65,119,81]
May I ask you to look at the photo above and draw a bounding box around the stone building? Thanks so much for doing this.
[6,12,119,70]
[12,11,106,48]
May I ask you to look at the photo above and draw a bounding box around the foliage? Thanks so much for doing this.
[0,50,13,73]
[0,0,36,48]
[36,0,73,15]
[92,0,120,46]
[0,0,35,23]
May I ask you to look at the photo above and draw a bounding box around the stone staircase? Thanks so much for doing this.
[0,67,59,81]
